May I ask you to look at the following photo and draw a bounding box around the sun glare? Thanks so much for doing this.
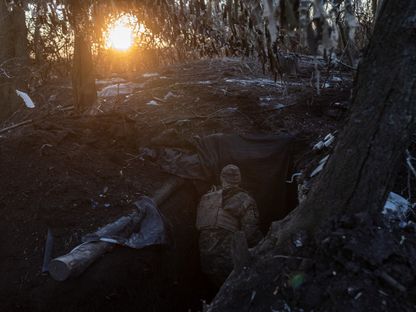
[105,16,134,51]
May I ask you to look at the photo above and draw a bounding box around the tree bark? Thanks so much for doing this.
[0,1,14,62]
[72,33,97,112]
[209,0,416,309]
[33,2,44,65]
[0,2,28,122]
[11,5,28,59]
[69,0,97,112]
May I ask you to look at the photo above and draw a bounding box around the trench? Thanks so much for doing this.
[31,180,297,311]
[29,133,299,312]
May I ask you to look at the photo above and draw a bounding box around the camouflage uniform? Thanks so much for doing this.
[196,165,261,286]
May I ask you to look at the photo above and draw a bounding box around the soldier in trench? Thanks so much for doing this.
[196,164,262,286]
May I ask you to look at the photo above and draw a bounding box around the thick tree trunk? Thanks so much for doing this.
[0,1,14,62]
[0,3,28,61]
[11,5,28,59]
[69,0,97,112]
[33,3,44,64]
[0,2,24,122]
[72,33,97,111]
[209,0,415,309]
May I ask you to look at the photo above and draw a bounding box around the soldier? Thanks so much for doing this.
[196,164,262,286]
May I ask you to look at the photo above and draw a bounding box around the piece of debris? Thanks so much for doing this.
[293,232,304,248]
[41,229,54,273]
[382,192,412,221]
[289,273,305,289]
[95,77,126,87]
[98,82,144,97]
[91,200,99,209]
[164,91,176,100]
[310,155,330,177]
[376,270,407,292]
[313,133,335,150]
[16,90,35,108]
[174,119,191,127]
[0,119,33,135]
[142,72,159,78]
[147,100,159,106]
[354,292,362,300]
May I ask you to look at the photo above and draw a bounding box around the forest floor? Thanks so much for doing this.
[0,57,414,312]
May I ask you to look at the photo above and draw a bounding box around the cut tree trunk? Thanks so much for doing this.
[209,0,416,309]
[48,177,184,281]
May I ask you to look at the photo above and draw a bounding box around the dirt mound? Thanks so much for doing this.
[0,57,352,311]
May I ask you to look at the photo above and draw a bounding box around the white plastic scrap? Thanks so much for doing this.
[95,77,126,86]
[98,82,144,97]
[147,100,159,106]
[16,90,35,108]
[383,192,412,221]
[164,91,176,100]
[310,155,330,177]
[225,78,280,87]
[313,133,335,150]
[142,72,159,78]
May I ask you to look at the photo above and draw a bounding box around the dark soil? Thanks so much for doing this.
[209,213,416,312]
[0,56,355,311]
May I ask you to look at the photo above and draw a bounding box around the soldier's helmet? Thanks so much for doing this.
[220,164,241,187]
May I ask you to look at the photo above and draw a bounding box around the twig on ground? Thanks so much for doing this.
[336,60,356,70]
[406,149,416,178]
[0,119,33,135]
[0,67,12,79]
[153,96,167,103]
[272,255,308,260]
[377,270,407,292]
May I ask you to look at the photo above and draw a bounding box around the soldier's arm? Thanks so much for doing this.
[241,199,262,247]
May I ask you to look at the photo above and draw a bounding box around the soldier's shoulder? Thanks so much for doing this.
[233,190,255,202]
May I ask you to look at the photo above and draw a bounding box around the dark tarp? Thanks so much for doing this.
[82,196,168,249]
[159,133,297,231]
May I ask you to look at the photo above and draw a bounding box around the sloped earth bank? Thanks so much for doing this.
[0,56,375,311]
[210,213,416,312]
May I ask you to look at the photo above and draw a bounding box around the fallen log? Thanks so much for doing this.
[48,177,184,281]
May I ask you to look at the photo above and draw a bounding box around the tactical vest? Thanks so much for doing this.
[196,190,240,232]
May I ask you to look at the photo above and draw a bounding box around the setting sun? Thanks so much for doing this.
[105,17,134,51]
